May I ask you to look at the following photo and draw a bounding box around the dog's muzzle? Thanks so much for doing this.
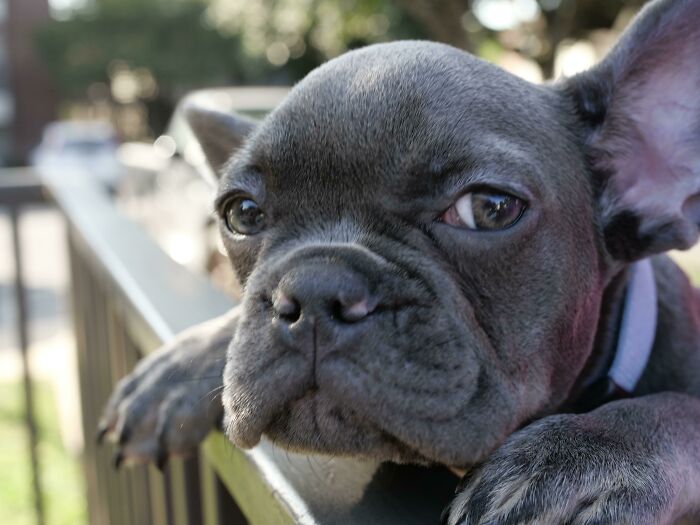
[270,260,379,371]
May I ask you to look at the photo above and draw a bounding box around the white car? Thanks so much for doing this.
[31,121,123,193]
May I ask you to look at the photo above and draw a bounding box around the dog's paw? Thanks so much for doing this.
[443,414,676,525]
[97,320,230,469]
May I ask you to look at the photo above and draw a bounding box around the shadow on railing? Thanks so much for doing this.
[5,164,458,525]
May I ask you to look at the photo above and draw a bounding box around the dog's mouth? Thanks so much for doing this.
[261,387,428,464]
[222,351,432,464]
[222,337,520,468]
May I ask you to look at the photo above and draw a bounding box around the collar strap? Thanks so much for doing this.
[608,259,657,393]
[572,259,658,411]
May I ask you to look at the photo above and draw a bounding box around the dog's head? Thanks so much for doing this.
[186,0,700,467]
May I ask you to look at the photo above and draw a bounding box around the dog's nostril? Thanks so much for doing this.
[330,299,343,321]
[273,292,301,323]
[272,264,376,326]
[336,297,373,323]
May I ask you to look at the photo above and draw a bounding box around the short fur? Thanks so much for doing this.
[100,1,700,522]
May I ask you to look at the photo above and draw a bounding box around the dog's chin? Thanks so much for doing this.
[222,344,519,468]
[228,388,430,464]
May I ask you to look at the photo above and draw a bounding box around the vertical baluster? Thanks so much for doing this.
[10,206,45,525]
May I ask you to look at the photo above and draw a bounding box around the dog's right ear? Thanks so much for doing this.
[183,100,257,176]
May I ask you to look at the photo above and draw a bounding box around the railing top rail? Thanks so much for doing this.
[0,168,46,206]
[39,166,456,525]
[40,166,232,344]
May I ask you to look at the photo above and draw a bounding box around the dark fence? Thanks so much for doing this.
[6,165,458,525]
[0,169,47,525]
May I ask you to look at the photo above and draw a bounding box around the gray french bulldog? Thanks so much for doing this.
[98,0,700,523]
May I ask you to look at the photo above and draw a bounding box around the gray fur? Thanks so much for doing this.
[97,308,239,467]
[183,101,257,173]
[100,0,700,521]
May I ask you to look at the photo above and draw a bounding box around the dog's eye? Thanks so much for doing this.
[442,190,526,231]
[222,197,266,235]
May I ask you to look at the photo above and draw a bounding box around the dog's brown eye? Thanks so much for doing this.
[443,190,526,231]
[223,197,266,235]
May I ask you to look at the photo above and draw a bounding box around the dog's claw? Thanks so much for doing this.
[439,504,451,525]
[155,450,168,472]
[96,424,108,444]
[117,426,131,446]
[112,449,124,469]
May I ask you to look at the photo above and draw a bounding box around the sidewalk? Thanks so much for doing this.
[0,206,83,455]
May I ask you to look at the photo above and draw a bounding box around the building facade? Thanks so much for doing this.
[0,0,56,165]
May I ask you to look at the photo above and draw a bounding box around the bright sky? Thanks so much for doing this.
[48,0,86,11]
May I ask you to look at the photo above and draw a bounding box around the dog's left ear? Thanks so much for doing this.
[183,99,258,176]
[564,0,700,261]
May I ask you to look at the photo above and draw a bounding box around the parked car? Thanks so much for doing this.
[31,121,122,193]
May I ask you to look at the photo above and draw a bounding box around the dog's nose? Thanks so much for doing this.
[272,264,375,325]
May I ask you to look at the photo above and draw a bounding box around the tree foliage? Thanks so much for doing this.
[34,0,646,136]
[35,2,269,99]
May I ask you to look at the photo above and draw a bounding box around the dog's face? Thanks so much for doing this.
[187,0,700,468]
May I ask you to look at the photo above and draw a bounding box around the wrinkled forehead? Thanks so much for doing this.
[221,42,573,203]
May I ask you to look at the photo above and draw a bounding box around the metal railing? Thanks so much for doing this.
[7,165,457,525]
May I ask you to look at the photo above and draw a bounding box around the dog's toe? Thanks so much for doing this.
[97,345,224,469]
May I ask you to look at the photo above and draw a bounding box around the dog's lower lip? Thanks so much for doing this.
[230,386,320,448]
[227,421,264,449]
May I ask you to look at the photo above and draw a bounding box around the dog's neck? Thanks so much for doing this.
[566,261,657,411]
[449,262,659,478]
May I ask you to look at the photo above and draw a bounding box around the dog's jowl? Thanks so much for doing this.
[98,0,700,523]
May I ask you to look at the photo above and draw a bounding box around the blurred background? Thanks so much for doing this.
[0,0,657,168]
[2,0,698,524]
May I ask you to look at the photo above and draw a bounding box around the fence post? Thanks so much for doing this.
[10,206,45,525]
